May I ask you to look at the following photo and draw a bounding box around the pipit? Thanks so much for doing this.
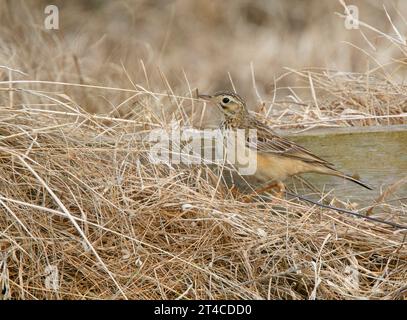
[199,91,372,198]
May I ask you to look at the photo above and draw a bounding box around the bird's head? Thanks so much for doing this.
[199,91,248,118]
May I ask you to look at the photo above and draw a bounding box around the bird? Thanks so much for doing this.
[198,91,372,198]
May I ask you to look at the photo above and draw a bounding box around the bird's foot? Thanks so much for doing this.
[240,182,286,203]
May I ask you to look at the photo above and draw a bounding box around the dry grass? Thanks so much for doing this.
[0,1,406,300]
[0,78,405,300]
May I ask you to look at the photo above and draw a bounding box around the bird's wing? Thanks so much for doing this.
[245,119,334,167]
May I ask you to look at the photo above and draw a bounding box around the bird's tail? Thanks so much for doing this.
[317,167,373,190]
[341,173,373,190]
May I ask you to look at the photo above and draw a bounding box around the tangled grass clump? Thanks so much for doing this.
[0,81,406,299]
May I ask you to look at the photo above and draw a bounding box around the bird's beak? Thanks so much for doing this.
[198,94,213,101]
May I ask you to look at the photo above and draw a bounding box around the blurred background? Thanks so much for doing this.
[1,0,407,112]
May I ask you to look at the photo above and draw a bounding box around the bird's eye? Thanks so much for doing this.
[222,97,230,104]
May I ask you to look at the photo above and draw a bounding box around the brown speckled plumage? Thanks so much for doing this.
[199,91,372,192]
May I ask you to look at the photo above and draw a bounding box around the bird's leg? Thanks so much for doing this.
[241,181,286,203]
[254,181,285,197]
[274,182,286,198]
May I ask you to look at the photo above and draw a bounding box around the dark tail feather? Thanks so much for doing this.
[320,167,373,190]
[342,174,373,190]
